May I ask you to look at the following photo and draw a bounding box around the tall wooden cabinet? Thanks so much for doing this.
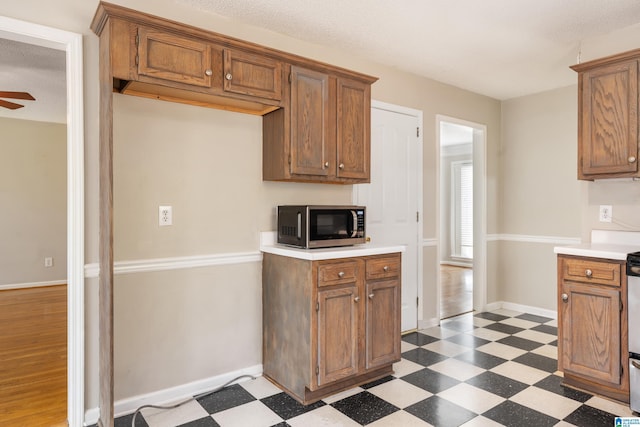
[571,50,640,180]
[262,252,401,404]
[557,255,629,402]
[91,2,377,424]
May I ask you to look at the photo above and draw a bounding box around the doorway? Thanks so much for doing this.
[0,16,84,426]
[437,116,487,320]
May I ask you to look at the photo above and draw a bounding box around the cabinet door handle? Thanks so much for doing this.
[383,266,389,272]
[562,293,569,302]
[338,271,345,278]
[629,156,637,163]
[339,163,345,170]
[205,69,213,76]
[324,161,329,169]
[225,73,233,80]
[354,296,360,302]
[368,293,375,299]
[585,269,592,278]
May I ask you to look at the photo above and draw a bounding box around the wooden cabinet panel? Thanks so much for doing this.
[318,260,359,287]
[137,27,213,88]
[317,286,359,386]
[365,279,400,369]
[262,252,400,404]
[223,49,283,101]
[366,256,400,280]
[290,66,331,177]
[557,255,629,403]
[560,282,621,384]
[336,78,370,180]
[562,258,621,286]
[572,52,640,180]
[581,59,638,178]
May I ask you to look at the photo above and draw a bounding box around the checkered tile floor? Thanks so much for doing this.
[110,309,637,427]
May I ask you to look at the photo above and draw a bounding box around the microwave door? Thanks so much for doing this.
[350,210,358,237]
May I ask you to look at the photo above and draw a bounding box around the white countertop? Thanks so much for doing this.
[554,230,640,261]
[260,232,405,260]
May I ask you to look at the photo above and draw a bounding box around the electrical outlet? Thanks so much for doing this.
[44,257,53,267]
[159,205,172,226]
[599,205,612,223]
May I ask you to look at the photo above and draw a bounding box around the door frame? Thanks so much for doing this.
[365,99,423,327]
[436,115,487,317]
[0,17,84,426]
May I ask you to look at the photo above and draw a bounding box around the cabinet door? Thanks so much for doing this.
[223,49,282,101]
[317,286,358,386]
[560,281,622,385]
[365,279,401,370]
[336,77,370,180]
[290,66,332,177]
[580,59,638,178]
[137,27,213,88]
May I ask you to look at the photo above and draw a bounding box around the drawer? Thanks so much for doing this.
[562,257,621,287]
[366,255,400,280]
[318,261,359,287]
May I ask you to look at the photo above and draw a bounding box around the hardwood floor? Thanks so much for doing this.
[440,265,473,319]
[0,285,67,427]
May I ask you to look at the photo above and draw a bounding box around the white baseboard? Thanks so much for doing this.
[0,279,66,291]
[484,301,557,320]
[84,364,263,426]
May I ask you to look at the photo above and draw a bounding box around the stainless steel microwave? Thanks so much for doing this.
[277,205,366,248]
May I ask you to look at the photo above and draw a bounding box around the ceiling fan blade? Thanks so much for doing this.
[0,99,25,110]
[0,91,35,101]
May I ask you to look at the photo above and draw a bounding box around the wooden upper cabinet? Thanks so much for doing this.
[572,52,640,180]
[91,1,377,180]
[223,49,283,101]
[137,27,214,88]
[290,66,332,177]
[263,66,373,184]
[336,78,370,180]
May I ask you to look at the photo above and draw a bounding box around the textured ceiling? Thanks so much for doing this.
[3,1,640,123]
[178,0,640,100]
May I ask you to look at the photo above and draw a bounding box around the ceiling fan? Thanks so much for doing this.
[0,91,36,110]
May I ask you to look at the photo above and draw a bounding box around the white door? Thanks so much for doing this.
[354,102,421,332]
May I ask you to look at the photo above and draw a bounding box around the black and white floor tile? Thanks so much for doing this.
[110,309,637,427]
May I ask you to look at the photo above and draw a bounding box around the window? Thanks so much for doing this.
[451,161,473,259]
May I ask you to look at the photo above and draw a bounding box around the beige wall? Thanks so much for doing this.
[498,85,582,311]
[1,0,502,414]
[0,117,66,285]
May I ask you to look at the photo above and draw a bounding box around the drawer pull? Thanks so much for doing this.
[585,269,593,278]
[338,271,345,278]
[562,293,569,302]
[383,266,389,272]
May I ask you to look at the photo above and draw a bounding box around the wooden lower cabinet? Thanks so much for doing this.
[262,252,401,404]
[557,255,629,402]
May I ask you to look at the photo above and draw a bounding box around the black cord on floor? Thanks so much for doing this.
[130,374,257,427]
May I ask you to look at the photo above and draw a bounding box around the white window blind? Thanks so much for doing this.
[451,161,473,259]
